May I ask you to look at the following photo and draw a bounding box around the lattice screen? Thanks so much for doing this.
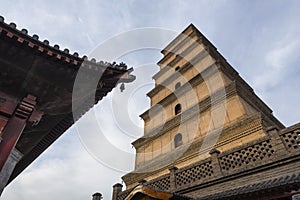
[219,140,275,171]
[175,161,213,187]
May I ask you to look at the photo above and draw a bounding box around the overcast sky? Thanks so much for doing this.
[1,0,300,200]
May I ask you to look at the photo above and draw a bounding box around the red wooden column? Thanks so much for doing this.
[0,94,37,172]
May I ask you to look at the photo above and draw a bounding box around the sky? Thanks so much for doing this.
[1,0,300,199]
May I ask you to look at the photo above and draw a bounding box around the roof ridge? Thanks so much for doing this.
[0,15,128,71]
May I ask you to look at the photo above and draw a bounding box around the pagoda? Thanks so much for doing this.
[114,24,300,200]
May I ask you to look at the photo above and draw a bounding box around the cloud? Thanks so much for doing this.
[1,1,300,200]
[2,127,125,200]
[254,40,300,90]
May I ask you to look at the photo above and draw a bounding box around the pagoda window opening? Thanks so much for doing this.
[175,66,180,71]
[175,82,181,90]
[175,104,182,115]
[174,133,183,148]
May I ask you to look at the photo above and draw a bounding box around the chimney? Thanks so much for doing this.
[112,183,123,200]
[92,192,103,200]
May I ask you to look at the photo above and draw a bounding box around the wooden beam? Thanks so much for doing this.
[0,95,36,172]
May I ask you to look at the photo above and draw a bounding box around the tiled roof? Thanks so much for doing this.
[198,173,300,200]
[0,15,129,71]
[119,184,193,200]
[0,15,135,184]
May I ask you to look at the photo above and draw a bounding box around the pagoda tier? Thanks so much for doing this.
[117,24,300,200]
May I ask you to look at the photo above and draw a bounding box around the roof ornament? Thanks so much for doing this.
[43,40,49,45]
[92,192,103,200]
[9,22,16,28]
[32,34,39,40]
[118,62,127,70]
[63,48,69,54]
[120,83,125,92]
[21,29,28,34]
[53,44,60,50]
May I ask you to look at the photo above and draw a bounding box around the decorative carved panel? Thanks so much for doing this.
[219,140,275,172]
[175,161,213,187]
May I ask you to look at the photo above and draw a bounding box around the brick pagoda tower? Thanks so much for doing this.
[114,24,300,200]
